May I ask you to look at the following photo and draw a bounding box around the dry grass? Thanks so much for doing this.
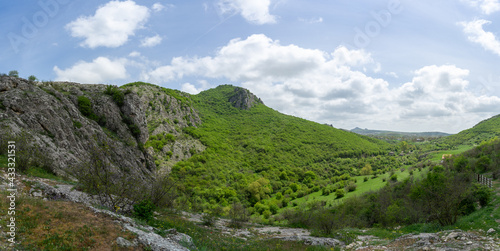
[0,191,143,250]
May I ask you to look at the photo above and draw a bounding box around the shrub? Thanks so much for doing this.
[228,202,249,228]
[346,182,357,192]
[390,174,398,182]
[73,120,83,128]
[335,189,345,199]
[28,75,37,82]
[8,70,18,77]
[474,184,492,207]
[77,96,92,117]
[364,177,369,182]
[133,199,156,221]
[71,142,146,213]
[104,85,125,106]
[262,210,272,219]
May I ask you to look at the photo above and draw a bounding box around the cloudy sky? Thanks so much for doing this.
[2,0,500,133]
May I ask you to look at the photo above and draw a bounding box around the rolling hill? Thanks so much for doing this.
[440,114,500,147]
[122,83,393,210]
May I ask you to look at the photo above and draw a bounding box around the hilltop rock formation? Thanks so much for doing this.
[229,87,263,110]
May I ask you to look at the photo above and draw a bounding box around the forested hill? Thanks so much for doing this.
[164,85,391,209]
[440,114,500,147]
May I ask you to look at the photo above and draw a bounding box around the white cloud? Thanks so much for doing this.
[66,0,150,48]
[129,51,141,57]
[146,34,388,122]
[152,2,165,12]
[145,34,500,133]
[181,80,211,94]
[459,19,500,56]
[54,57,128,83]
[462,0,500,14]
[218,0,276,24]
[140,35,163,47]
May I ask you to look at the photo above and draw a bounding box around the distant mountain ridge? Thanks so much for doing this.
[350,127,451,137]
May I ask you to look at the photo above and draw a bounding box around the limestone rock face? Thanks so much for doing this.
[124,83,204,171]
[229,87,263,110]
[0,76,154,178]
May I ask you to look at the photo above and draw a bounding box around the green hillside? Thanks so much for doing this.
[440,115,500,147]
[168,85,393,211]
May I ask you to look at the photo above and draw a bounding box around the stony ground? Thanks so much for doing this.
[0,170,191,251]
[182,211,500,250]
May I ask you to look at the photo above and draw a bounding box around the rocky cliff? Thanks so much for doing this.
[0,76,157,178]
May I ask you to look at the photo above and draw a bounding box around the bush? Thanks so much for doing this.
[346,182,357,192]
[71,142,146,213]
[228,202,249,228]
[8,70,18,77]
[202,206,222,226]
[364,177,369,182]
[133,199,156,221]
[104,85,125,106]
[335,189,345,199]
[77,96,93,117]
[390,174,398,182]
[474,184,492,207]
[28,75,37,82]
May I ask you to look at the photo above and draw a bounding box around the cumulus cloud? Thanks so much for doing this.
[181,80,211,94]
[152,2,165,12]
[145,34,500,132]
[140,35,162,47]
[54,57,128,83]
[218,0,276,24]
[66,0,150,48]
[459,19,500,56]
[462,0,500,14]
[146,34,387,121]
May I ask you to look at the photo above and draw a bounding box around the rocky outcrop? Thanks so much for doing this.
[124,82,205,171]
[229,87,263,110]
[0,76,154,178]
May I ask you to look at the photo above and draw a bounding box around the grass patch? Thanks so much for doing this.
[24,166,76,185]
[428,145,475,162]
[288,166,430,208]
[0,191,138,250]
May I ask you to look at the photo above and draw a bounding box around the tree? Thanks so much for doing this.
[360,164,373,176]
[411,168,471,226]
[399,141,409,153]
[8,70,18,77]
[28,75,37,82]
[71,141,146,212]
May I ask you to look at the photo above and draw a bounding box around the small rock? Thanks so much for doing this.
[466,241,473,245]
[116,237,136,247]
[32,191,43,197]
[487,228,496,234]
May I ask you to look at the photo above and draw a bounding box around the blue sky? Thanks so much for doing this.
[2,0,500,133]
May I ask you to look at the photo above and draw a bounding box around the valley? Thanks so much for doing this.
[1,76,500,250]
